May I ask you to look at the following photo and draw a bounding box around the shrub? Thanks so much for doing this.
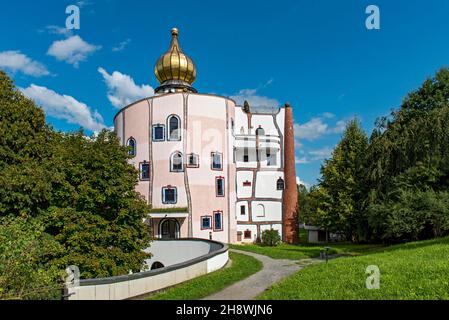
[261,229,281,246]
[0,216,64,300]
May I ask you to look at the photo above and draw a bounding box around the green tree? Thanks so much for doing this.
[0,216,64,300]
[313,119,369,241]
[0,70,152,284]
[0,71,56,217]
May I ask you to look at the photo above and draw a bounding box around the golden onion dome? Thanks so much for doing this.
[154,28,197,93]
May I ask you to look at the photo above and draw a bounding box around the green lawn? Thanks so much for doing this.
[229,242,381,260]
[146,252,262,300]
[258,236,449,300]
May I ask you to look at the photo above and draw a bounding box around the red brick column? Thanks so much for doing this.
[282,103,298,244]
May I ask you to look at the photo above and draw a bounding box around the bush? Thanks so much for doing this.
[0,216,64,300]
[261,229,281,246]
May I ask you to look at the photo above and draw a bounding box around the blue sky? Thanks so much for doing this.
[1,0,449,187]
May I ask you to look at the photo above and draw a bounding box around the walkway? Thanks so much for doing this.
[203,249,322,300]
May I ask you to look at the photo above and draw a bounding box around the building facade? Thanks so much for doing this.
[114,28,298,244]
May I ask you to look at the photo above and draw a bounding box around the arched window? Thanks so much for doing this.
[170,152,184,172]
[151,261,165,270]
[127,137,136,157]
[256,204,265,217]
[168,115,181,141]
[277,177,285,190]
[256,126,265,136]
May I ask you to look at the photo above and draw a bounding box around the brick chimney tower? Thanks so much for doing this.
[282,103,298,244]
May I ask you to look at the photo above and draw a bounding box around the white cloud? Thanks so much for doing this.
[295,117,348,141]
[296,177,310,189]
[21,84,106,132]
[295,118,328,141]
[230,88,279,109]
[76,0,94,8]
[112,39,131,52]
[45,25,73,37]
[98,67,155,108]
[308,147,333,160]
[47,35,101,67]
[295,157,310,164]
[0,51,49,77]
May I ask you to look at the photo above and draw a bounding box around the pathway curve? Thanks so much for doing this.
[203,249,322,300]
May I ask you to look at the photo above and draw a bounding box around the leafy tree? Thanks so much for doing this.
[0,216,64,300]
[0,71,56,217]
[0,70,152,285]
[312,119,369,241]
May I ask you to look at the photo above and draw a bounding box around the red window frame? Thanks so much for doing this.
[213,211,223,232]
[215,176,225,197]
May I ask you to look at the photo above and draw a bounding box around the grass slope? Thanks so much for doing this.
[229,243,381,260]
[259,236,449,300]
[146,252,262,300]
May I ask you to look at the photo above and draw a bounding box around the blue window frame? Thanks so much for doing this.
[213,211,223,231]
[201,216,212,230]
[162,186,177,204]
[152,124,165,141]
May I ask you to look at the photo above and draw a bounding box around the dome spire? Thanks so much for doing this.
[154,28,197,93]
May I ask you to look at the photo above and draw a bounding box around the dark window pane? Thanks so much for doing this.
[169,116,180,140]
[240,205,245,215]
[212,153,222,169]
[216,178,224,196]
[214,212,222,230]
[202,217,211,229]
[163,188,176,203]
[141,163,149,180]
[154,126,164,141]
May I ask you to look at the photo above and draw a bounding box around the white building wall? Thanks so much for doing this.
[236,224,258,243]
[255,171,284,199]
[235,201,249,222]
[251,201,282,222]
[236,171,254,198]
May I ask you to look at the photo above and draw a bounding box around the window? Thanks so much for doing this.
[256,126,265,136]
[201,216,212,230]
[244,230,252,239]
[170,152,184,172]
[213,211,223,231]
[216,177,225,197]
[240,205,246,215]
[168,115,181,141]
[162,186,177,204]
[151,261,165,270]
[277,177,285,190]
[152,124,165,141]
[211,152,223,170]
[256,204,265,217]
[243,148,249,163]
[267,150,276,166]
[187,153,199,168]
[140,162,150,180]
[127,137,136,157]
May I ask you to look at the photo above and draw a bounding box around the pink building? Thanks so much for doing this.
[114,28,298,244]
